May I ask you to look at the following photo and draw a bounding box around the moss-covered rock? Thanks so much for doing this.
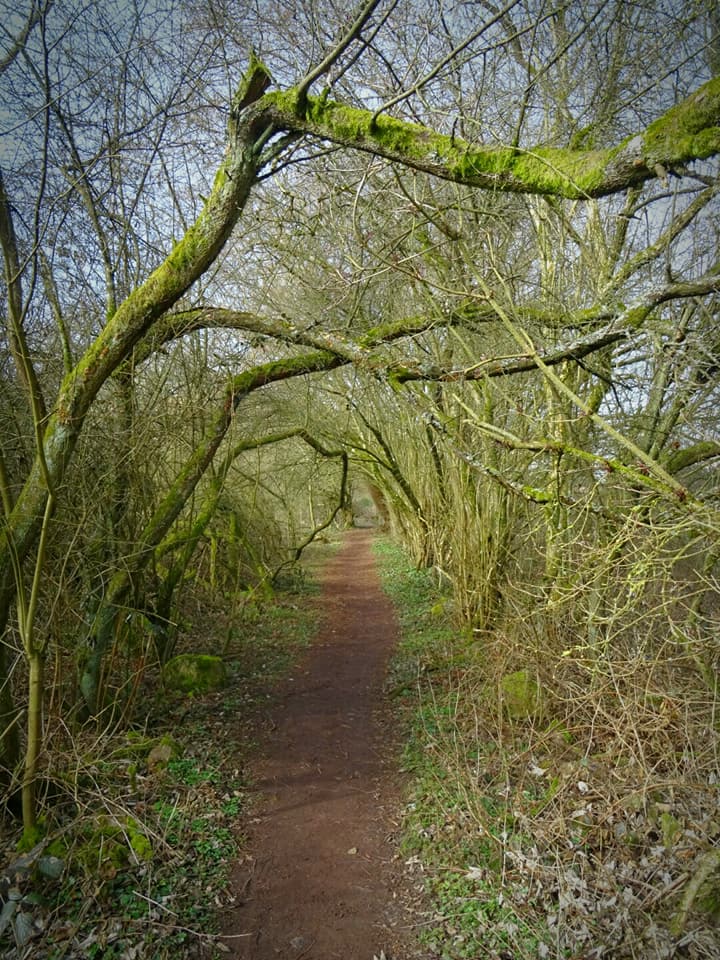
[125,821,153,862]
[500,670,544,720]
[147,735,182,773]
[163,653,227,694]
[75,815,153,878]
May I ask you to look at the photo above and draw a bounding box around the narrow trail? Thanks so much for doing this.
[222,530,427,960]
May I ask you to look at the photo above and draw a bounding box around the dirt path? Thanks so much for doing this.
[221,530,426,959]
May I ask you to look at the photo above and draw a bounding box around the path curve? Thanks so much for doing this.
[222,529,425,959]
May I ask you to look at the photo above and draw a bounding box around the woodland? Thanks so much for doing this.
[1,0,720,956]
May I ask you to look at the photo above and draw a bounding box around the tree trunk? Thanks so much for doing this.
[0,616,20,777]
[21,652,42,833]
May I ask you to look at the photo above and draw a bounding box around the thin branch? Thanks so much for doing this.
[0,0,48,76]
[371,0,522,124]
[296,0,385,109]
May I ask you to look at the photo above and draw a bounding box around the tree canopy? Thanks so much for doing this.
[1,0,720,953]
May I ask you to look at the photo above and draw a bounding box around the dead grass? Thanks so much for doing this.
[378,535,720,959]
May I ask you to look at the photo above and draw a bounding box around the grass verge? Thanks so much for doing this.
[375,537,544,960]
[1,565,323,960]
[375,536,720,960]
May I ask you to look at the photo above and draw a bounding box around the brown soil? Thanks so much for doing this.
[221,529,429,960]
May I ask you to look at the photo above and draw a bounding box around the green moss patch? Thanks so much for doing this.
[500,669,545,721]
[643,76,720,165]
[162,653,227,694]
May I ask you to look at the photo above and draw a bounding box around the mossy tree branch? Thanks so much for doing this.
[0,59,276,613]
[131,304,473,366]
[665,440,720,474]
[133,258,720,377]
[259,76,720,199]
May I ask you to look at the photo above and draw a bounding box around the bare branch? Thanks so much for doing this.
[0,0,48,76]
[296,0,386,108]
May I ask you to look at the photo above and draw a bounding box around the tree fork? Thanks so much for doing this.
[0,57,275,623]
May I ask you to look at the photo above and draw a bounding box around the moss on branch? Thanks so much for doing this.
[263,75,720,199]
[643,76,720,166]
[665,440,720,474]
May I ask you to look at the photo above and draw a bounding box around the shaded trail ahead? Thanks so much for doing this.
[222,530,426,959]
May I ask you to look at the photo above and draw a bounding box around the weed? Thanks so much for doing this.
[167,757,219,786]
[221,796,242,816]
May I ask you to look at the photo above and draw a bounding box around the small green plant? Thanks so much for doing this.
[221,796,242,816]
[167,756,219,786]
[192,825,234,863]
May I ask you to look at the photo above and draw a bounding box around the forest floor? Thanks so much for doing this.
[6,529,715,960]
[221,529,430,960]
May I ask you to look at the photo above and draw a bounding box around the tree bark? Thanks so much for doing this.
[0,589,20,776]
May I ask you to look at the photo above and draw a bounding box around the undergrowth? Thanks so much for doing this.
[0,565,321,960]
[374,537,720,960]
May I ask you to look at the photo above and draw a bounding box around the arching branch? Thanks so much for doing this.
[260,76,720,199]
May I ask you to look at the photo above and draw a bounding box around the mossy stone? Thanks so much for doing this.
[147,735,182,773]
[500,670,544,720]
[125,821,153,862]
[163,653,227,694]
[75,815,153,875]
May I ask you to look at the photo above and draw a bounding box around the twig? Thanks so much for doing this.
[130,891,253,939]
